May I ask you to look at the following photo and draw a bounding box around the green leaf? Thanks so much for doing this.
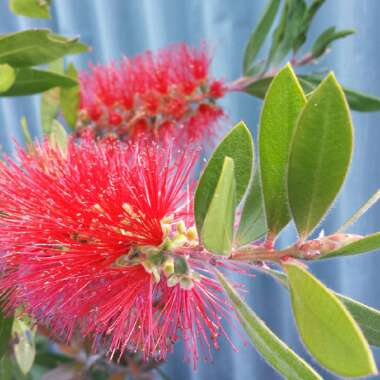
[266,1,289,68]
[0,68,77,97]
[243,0,280,74]
[236,170,267,246]
[267,0,307,67]
[202,157,235,256]
[20,116,33,145]
[9,0,51,19]
[40,59,63,135]
[12,319,36,375]
[216,270,322,380]
[0,64,15,93]
[60,63,79,129]
[0,29,88,68]
[194,121,253,235]
[49,120,68,154]
[259,64,306,238]
[265,268,380,348]
[0,310,13,360]
[320,232,380,259]
[292,0,326,52]
[285,262,377,377]
[312,27,355,59]
[287,73,353,239]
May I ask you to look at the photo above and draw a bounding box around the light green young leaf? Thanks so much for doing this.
[60,63,79,129]
[243,0,280,74]
[202,157,235,256]
[312,27,355,58]
[20,116,33,146]
[0,29,88,68]
[194,121,253,235]
[0,64,15,93]
[216,271,322,380]
[287,73,353,239]
[49,120,68,154]
[259,64,306,238]
[9,0,51,19]
[40,59,63,135]
[266,268,380,348]
[285,262,377,377]
[0,68,77,97]
[12,319,36,375]
[236,170,267,246]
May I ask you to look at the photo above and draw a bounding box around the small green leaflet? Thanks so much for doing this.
[312,27,355,58]
[194,121,253,235]
[202,157,236,256]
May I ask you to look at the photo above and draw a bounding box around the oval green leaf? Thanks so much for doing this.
[259,64,306,238]
[285,262,377,377]
[216,270,322,380]
[266,267,380,348]
[236,170,267,246]
[0,64,15,93]
[287,73,353,239]
[202,157,235,256]
[194,121,253,235]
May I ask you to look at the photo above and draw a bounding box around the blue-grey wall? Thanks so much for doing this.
[1,1,380,379]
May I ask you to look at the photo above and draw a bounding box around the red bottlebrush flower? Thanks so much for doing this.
[78,43,227,143]
[0,137,240,368]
